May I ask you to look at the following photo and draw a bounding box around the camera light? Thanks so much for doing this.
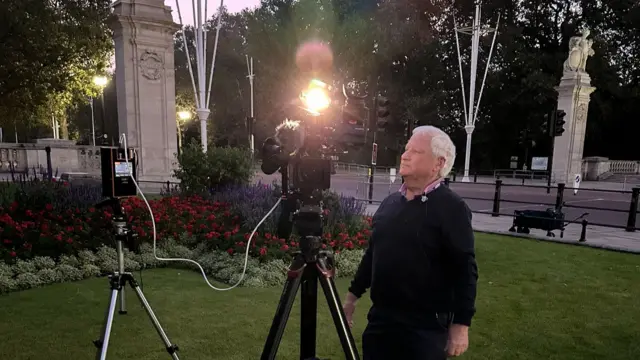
[301,79,331,116]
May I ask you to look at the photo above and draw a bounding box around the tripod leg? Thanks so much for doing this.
[261,255,307,360]
[300,265,318,360]
[119,285,127,314]
[316,259,361,360]
[116,242,127,314]
[125,274,180,360]
[94,283,120,360]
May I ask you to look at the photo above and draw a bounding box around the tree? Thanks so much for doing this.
[0,0,113,141]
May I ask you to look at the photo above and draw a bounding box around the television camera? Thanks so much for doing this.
[259,79,371,360]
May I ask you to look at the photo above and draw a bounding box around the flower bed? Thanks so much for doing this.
[0,180,371,293]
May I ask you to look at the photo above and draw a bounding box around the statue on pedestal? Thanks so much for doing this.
[563,28,595,73]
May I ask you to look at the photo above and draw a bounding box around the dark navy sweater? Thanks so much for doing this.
[349,185,478,327]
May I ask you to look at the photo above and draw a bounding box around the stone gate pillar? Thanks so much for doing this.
[552,28,597,186]
[109,0,181,182]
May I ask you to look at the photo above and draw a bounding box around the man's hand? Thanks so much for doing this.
[446,324,469,357]
[342,292,358,328]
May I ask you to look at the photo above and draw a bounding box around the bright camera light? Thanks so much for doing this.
[301,79,330,115]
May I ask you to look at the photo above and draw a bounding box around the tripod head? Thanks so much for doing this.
[96,197,141,254]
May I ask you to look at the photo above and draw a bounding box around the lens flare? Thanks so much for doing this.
[301,79,330,115]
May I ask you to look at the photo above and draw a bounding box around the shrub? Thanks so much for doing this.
[0,242,366,294]
[173,140,255,194]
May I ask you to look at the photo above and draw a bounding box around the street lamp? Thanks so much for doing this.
[177,110,192,153]
[93,75,109,144]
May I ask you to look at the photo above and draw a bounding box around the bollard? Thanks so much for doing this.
[444,178,450,187]
[45,146,53,181]
[555,183,565,210]
[473,173,478,183]
[452,173,457,182]
[166,180,170,193]
[521,177,525,185]
[368,166,374,204]
[492,180,502,217]
[579,219,588,242]
[625,187,640,232]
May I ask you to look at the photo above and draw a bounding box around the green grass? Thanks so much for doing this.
[2,233,639,360]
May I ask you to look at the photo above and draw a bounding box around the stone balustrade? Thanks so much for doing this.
[0,139,102,177]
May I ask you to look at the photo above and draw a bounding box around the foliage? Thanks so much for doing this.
[169,0,640,169]
[0,0,113,140]
[1,179,371,269]
[173,140,256,194]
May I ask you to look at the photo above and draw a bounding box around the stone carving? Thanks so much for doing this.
[563,28,595,73]
[575,103,588,124]
[139,50,164,80]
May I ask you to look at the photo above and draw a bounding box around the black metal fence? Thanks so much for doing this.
[358,174,640,238]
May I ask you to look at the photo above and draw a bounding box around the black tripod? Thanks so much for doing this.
[261,201,360,360]
[93,198,180,360]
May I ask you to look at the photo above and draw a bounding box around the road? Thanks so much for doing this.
[254,171,639,229]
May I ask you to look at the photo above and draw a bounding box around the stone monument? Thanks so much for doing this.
[552,28,597,185]
[109,0,181,182]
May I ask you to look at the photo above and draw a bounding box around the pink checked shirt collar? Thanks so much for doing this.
[399,178,443,197]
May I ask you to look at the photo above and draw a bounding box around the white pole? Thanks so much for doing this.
[176,0,225,154]
[453,15,469,125]
[246,55,255,156]
[462,3,481,182]
[473,13,500,123]
[454,1,499,183]
[90,98,96,146]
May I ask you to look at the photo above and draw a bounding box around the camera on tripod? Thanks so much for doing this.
[100,147,137,198]
[259,78,371,360]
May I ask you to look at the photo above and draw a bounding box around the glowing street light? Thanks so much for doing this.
[93,75,108,87]
[178,111,192,121]
[92,75,110,145]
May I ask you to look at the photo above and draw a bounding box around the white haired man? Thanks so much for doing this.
[343,125,478,359]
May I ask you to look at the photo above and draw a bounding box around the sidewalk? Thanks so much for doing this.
[364,204,640,254]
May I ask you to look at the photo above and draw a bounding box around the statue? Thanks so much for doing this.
[563,28,595,73]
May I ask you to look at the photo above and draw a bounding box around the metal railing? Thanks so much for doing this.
[346,174,640,239]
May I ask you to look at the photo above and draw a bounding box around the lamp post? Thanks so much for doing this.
[175,0,225,153]
[246,55,255,158]
[93,75,109,144]
[177,110,192,153]
[453,1,500,182]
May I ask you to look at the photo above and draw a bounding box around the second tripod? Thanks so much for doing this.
[261,203,360,360]
[93,198,180,360]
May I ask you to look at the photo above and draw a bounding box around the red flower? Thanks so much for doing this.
[9,251,16,257]
[281,244,289,251]
[259,247,267,256]
[227,248,234,255]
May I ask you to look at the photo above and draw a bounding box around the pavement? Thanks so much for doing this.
[254,170,640,254]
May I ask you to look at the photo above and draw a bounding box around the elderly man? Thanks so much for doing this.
[343,125,478,359]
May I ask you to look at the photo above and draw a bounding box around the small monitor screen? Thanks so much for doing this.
[114,161,132,177]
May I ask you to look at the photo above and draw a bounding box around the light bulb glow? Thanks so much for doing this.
[301,79,330,115]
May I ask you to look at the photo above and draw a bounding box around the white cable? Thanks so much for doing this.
[118,133,282,291]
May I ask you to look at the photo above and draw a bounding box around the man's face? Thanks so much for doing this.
[399,133,442,179]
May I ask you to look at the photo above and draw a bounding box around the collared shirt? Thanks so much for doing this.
[399,178,443,198]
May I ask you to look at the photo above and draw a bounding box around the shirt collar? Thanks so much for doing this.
[399,178,443,197]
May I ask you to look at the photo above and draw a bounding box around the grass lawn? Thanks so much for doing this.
[1,233,639,360]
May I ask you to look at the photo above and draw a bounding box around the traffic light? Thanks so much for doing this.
[554,109,566,136]
[376,95,390,129]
